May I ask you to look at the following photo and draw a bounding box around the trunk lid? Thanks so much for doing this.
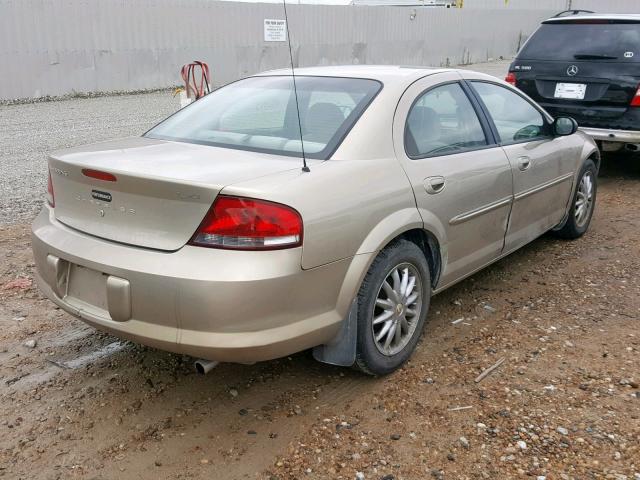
[49,137,303,251]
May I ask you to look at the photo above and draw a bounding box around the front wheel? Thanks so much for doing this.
[354,239,431,376]
[553,159,597,239]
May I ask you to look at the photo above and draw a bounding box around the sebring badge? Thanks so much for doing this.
[91,190,112,202]
[567,65,579,76]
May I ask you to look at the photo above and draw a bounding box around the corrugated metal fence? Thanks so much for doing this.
[0,0,637,100]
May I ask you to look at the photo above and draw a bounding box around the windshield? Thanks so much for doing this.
[519,22,640,61]
[146,76,381,160]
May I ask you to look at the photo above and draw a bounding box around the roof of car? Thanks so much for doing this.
[544,13,640,24]
[255,65,454,86]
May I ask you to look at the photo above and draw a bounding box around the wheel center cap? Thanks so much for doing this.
[396,304,404,315]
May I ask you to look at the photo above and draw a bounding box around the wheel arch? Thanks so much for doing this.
[396,228,442,289]
[318,223,443,368]
[553,146,600,233]
[353,207,444,290]
[586,146,601,172]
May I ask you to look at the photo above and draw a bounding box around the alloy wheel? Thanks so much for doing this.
[575,171,594,228]
[371,262,423,356]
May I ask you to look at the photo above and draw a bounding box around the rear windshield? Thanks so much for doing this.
[145,76,381,160]
[519,22,640,62]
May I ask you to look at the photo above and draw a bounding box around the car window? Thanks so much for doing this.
[471,82,548,144]
[146,76,381,160]
[519,22,640,62]
[308,90,358,118]
[220,88,289,131]
[405,83,487,158]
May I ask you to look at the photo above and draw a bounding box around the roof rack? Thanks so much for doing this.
[553,9,595,18]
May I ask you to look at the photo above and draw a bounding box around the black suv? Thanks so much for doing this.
[506,12,640,152]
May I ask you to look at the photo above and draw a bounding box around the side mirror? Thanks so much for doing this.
[554,117,578,136]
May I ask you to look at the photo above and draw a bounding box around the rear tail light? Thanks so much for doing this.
[46,170,55,207]
[189,196,303,250]
[505,72,517,86]
[631,85,640,107]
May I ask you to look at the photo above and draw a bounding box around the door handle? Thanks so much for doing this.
[518,156,532,171]
[424,176,446,194]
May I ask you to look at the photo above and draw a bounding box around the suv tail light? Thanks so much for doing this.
[46,170,55,207]
[505,72,517,86]
[189,196,303,250]
[631,85,640,107]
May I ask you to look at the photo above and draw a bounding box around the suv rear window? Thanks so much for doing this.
[146,76,381,160]
[519,22,640,62]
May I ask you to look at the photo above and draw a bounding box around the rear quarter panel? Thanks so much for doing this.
[221,157,418,270]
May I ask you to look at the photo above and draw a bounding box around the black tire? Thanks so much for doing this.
[354,239,431,376]
[553,159,597,240]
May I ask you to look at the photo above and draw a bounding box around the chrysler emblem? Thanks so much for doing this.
[567,65,579,76]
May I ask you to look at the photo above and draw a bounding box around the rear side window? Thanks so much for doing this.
[471,82,548,145]
[146,76,381,160]
[519,22,640,62]
[405,83,487,158]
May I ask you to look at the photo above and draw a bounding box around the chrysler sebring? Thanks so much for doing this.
[32,66,599,375]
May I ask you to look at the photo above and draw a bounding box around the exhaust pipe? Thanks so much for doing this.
[194,359,219,375]
[625,143,640,152]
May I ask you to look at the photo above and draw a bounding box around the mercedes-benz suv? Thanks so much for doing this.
[506,12,640,153]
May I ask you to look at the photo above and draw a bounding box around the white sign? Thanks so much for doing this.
[264,19,287,42]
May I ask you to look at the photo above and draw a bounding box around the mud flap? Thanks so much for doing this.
[312,300,357,367]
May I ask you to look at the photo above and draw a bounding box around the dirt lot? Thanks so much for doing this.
[0,153,638,480]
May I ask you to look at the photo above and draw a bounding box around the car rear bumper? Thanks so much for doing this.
[32,206,365,363]
[578,126,640,144]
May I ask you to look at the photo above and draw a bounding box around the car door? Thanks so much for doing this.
[467,80,575,253]
[393,72,514,289]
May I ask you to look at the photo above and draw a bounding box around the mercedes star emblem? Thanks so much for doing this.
[567,65,579,76]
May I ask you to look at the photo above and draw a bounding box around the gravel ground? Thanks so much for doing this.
[0,92,180,224]
[1,155,638,480]
[3,58,640,480]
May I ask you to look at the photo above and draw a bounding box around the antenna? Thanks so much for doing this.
[282,0,310,173]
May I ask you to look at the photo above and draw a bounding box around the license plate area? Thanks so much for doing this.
[65,264,110,317]
[554,83,587,100]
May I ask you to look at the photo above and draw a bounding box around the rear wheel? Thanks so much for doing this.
[553,159,597,239]
[354,239,430,376]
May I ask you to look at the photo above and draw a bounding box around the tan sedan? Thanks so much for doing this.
[32,66,599,375]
